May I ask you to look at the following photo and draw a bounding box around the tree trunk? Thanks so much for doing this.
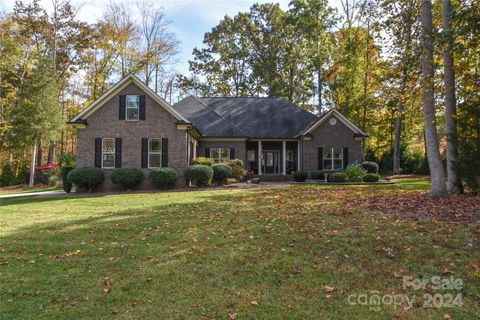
[317,67,322,114]
[422,0,447,197]
[29,140,37,188]
[393,103,403,175]
[37,141,43,166]
[442,0,463,194]
[48,142,55,163]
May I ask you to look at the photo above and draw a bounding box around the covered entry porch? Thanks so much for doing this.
[246,140,301,175]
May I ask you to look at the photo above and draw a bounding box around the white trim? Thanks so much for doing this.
[297,141,301,171]
[147,138,162,169]
[282,140,286,175]
[126,94,139,121]
[209,147,230,163]
[101,138,115,169]
[300,109,367,137]
[200,138,247,142]
[322,147,343,171]
[70,74,188,123]
[249,138,298,142]
[258,140,262,175]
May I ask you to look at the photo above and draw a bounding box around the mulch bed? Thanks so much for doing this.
[350,191,480,223]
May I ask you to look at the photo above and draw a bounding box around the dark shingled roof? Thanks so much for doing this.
[172,96,319,138]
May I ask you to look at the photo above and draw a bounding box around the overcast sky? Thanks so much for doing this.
[0,0,341,75]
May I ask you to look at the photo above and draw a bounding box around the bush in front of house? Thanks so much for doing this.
[344,164,368,182]
[185,165,214,187]
[328,172,348,182]
[150,168,177,189]
[67,167,104,192]
[212,164,232,185]
[363,173,380,182]
[293,171,308,182]
[111,168,144,190]
[361,161,379,174]
[225,159,246,181]
[60,153,76,193]
[192,157,215,166]
[310,170,325,180]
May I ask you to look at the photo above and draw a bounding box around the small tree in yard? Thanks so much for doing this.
[11,57,63,187]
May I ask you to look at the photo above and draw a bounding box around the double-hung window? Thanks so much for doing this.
[102,138,115,169]
[323,147,343,170]
[126,95,139,121]
[148,138,162,168]
[210,147,230,163]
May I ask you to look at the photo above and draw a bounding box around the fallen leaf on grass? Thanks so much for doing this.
[324,286,335,293]
[251,301,258,306]
[228,312,238,319]
[394,269,405,278]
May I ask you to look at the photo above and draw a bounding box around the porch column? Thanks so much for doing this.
[297,141,301,171]
[282,140,286,175]
[258,140,262,175]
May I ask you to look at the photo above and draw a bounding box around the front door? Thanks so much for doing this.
[263,150,279,174]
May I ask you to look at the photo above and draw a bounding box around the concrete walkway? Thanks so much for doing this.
[0,190,66,199]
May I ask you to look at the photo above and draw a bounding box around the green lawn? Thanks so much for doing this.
[1,179,478,319]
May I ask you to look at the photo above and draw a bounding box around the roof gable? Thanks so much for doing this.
[301,109,368,137]
[69,74,188,123]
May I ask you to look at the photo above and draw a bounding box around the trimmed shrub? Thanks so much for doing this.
[61,167,74,193]
[111,168,144,190]
[150,168,177,189]
[328,172,348,182]
[212,164,232,185]
[60,154,76,193]
[361,161,379,174]
[192,157,215,166]
[310,170,325,180]
[293,171,308,182]
[67,167,104,192]
[228,159,244,167]
[364,173,380,182]
[185,165,214,187]
[344,164,367,182]
[225,159,246,181]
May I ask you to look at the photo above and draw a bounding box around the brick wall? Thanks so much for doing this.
[302,115,363,172]
[76,82,188,191]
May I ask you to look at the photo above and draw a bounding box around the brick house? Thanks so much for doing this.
[68,74,367,190]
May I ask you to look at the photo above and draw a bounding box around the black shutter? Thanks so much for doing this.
[95,138,102,168]
[141,138,148,168]
[343,147,349,169]
[115,138,122,168]
[230,148,235,159]
[318,147,323,170]
[205,148,210,158]
[119,95,126,120]
[161,138,168,167]
[139,95,146,120]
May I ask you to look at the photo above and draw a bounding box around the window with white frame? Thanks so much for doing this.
[148,138,162,168]
[323,147,343,170]
[102,138,115,169]
[126,95,139,121]
[247,150,256,162]
[210,147,230,163]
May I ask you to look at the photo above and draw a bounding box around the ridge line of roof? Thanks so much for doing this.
[191,96,250,137]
